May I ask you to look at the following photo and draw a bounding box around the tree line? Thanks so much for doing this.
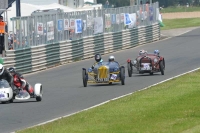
[97,0,200,7]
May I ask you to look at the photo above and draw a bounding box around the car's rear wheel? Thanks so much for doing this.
[159,61,164,75]
[150,72,153,75]
[120,67,125,85]
[127,62,132,77]
[82,69,87,87]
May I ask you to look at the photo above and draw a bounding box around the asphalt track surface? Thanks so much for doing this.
[1,28,200,133]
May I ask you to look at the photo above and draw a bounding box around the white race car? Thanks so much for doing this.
[0,79,43,104]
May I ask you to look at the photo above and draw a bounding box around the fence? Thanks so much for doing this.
[8,2,159,50]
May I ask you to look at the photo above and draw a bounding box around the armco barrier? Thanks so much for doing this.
[4,23,160,74]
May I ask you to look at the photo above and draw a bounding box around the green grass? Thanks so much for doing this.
[161,6,200,13]
[161,18,200,30]
[17,70,200,133]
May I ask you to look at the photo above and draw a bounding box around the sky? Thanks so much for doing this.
[20,0,94,5]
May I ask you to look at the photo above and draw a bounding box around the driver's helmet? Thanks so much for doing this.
[95,54,102,62]
[108,55,115,62]
[154,50,160,55]
[8,67,15,75]
[139,50,145,55]
[0,64,4,76]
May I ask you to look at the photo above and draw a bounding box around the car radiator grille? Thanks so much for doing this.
[98,66,109,79]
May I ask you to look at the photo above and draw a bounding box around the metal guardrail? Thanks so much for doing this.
[4,23,160,74]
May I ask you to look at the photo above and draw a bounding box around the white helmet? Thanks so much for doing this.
[108,55,115,62]
[139,50,147,55]
[0,64,4,76]
[139,50,145,55]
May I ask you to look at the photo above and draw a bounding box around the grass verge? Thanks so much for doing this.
[17,69,200,133]
[161,18,200,30]
[161,6,200,13]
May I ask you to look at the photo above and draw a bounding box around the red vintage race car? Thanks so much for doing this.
[127,51,165,76]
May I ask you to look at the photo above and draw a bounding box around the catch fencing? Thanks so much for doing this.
[8,2,159,50]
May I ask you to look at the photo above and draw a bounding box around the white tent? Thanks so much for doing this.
[3,2,102,31]
[4,3,74,31]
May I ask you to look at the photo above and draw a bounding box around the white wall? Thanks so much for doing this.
[67,0,84,8]
[59,0,96,8]
[84,0,96,3]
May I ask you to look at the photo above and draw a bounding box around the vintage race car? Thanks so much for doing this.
[0,79,43,104]
[127,53,165,76]
[82,61,125,87]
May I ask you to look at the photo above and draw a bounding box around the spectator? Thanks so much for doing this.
[0,16,7,57]
[8,35,13,50]
[105,0,109,8]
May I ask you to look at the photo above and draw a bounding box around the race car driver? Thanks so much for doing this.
[154,49,160,56]
[91,54,103,69]
[108,55,120,67]
[138,49,147,56]
[108,55,115,62]
[8,67,34,96]
[0,64,14,89]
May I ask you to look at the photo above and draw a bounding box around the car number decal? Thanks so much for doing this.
[97,78,109,82]
[111,74,117,80]
[141,63,151,70]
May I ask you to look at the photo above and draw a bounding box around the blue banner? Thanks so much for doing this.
[149,7,154,21]
[124,13,131,25]
[57,19,64,31]
[75,19,82,33]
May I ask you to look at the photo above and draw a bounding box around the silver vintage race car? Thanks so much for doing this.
[82,61,125,87]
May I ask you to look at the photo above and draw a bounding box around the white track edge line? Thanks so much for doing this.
[12,67,200,133]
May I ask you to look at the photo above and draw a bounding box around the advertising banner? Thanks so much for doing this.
[94,17,103,34]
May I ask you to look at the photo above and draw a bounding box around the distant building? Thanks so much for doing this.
[58,0,97,8]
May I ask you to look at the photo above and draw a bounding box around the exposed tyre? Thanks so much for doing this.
[9,98,13,103]
[150,72,153,75]
[163,59,165,70]
[159,61,164,75]
[120,67,125,85]
[9,93,15,103]
[36,96,42,101]
[127,62,132,77]
[82,69,87,87]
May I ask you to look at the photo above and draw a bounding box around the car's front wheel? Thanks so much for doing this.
[159,61,164,75]
[82,69,87,87]
[127,62,132,77]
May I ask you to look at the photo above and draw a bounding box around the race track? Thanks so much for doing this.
[1,28,200,133]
